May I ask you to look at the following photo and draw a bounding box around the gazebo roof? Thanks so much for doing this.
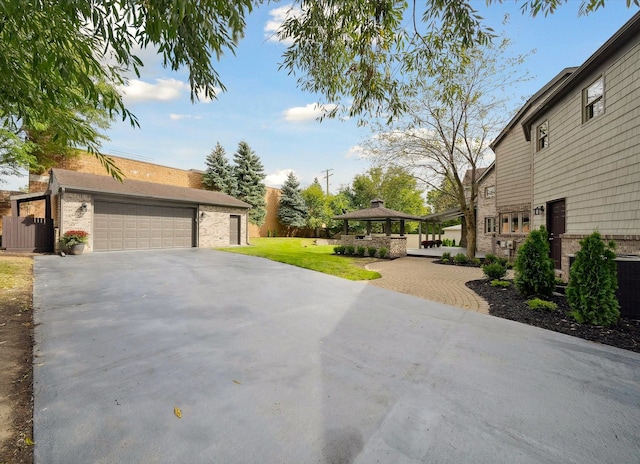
[333,200,423,222]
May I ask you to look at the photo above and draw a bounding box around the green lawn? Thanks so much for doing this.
[217,238,381,281]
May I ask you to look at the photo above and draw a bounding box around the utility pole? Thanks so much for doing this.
[321,169,334,195]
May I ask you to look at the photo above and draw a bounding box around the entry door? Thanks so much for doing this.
[547,199,565,269]
[229,215,241,245]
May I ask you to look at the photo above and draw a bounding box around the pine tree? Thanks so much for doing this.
[202,142,237,195]
[278,172,308,235]
[233,141,267,226]
[514,226,556,298]
[567,232,620,326]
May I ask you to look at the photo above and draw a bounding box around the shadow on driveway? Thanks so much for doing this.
[33,249,640,463]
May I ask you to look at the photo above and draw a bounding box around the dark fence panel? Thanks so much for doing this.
[2,216,54,252]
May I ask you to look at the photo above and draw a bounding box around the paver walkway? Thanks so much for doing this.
[366,257,490,314]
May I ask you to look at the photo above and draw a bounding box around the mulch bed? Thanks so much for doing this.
[466,279,640,353]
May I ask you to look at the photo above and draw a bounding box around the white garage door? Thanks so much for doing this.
[93,200,195,251]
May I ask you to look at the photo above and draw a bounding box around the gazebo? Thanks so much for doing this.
[333,199,424,258]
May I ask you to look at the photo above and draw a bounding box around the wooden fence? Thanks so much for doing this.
[1,216,54,252]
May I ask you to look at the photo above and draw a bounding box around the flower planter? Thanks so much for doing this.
[69,243,85,255]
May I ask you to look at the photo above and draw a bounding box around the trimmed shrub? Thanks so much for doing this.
[472,258,481,266]
[356,246,366,257]
[484,253,498,264]
[567,232,620,326]
[441,252,451,260]
[334,245,345,255]
[527,298,558,311]
[345,245,355,255]
[367,247,377,257]
[378,247,388,258]
[454,253,468,265]
[441,258,449,264]
[490,279,511,288]
[483,262,507,280]
[514,226,556,298]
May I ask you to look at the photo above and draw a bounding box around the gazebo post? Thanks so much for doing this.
[400,220,405,236]
[366,221,371,236]
[385,218,391,236]
[419,221,423,247]
[343,220,348,236]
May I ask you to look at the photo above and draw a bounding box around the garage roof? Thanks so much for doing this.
[51,168,251,209]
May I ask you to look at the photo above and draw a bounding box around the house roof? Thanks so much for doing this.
[50,169,251,209]
[521,11,640,139]
[463,167,488,185]
[490,67,578,150]
[476,162,495,184]
[422,207,465,223]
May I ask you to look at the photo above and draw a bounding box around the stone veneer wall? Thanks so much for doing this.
[341,235,407,258]
[199,205,248,247]
[560,234,640,278]
[59,191,94,252]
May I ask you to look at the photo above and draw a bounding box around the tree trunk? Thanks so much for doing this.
[464,209,476,260]
[459,220,467,248]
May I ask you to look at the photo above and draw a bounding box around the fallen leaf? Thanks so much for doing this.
[25,437,34,445]
[174,406,182,418]
[233,380,242,385]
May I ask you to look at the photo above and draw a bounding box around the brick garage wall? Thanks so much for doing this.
[30,151,205,192]
[59,192,94,252]
[249,187,285,238]
[198,205,248,247]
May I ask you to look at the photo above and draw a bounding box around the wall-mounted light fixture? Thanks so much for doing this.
[80,202,88,213]
[533,205,545,215]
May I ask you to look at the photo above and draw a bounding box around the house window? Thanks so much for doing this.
[484,186,495,198]
[537,120,549,151]
[484,217,497,233]
[501,215,510,234]
[583,76,604,122]
[499,212,530,234]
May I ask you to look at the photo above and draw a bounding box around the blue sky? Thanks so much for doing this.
[4,1,638,192]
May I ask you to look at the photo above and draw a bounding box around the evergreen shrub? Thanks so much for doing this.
[514,226,556,297]
[356,246,366,257]
[367,247,377,257]
[490,279,511,288]
[378,247,388,258]
[345,245,355,255]
[567,232,619,326]
[441,252,451,260]
[483,262,507,280]
[334,245,345,255]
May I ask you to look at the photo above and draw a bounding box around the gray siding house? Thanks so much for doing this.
[485,12,640,276]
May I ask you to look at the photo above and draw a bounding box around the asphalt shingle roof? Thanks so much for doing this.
[51,168,251,209]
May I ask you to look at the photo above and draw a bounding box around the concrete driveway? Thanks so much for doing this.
[33,249,640,463]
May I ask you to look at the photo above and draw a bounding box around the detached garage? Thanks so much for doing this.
[49,169,251,252]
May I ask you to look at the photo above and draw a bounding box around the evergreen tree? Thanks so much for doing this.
[233,141,267,226]
[514,226,556,298]
[567,232,620,326]
[202,142,237,195]
[278,172,308,235]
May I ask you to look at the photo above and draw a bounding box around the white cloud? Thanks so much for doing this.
[345,145,367,159]
[283,103,338,122]
[169,114,202,121]
[265,169,294,188]
[264,4,302,46]
[120,78,188,103]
